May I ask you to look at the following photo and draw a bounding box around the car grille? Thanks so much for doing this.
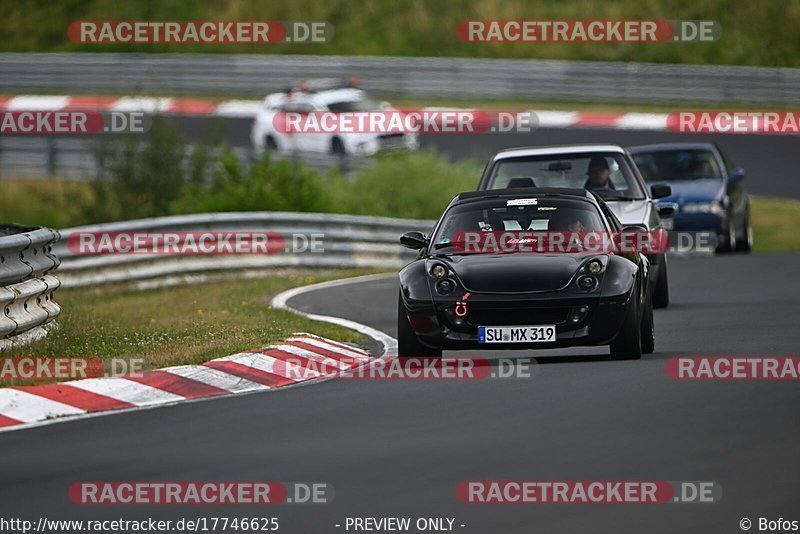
[466,305,570,326]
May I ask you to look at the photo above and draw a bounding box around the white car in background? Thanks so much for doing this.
[250,79,418,157]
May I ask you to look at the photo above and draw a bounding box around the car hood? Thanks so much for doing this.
[438,254,591,293]
[653,179,724,203]
[604,199,650,227]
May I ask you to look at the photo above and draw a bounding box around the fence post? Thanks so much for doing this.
[46,137,57,178]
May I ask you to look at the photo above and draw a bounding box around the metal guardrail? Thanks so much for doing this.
[2,52,800,104]
[0,224,62,349]
[54,212,435,287]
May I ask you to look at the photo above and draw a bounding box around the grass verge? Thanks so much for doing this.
[0,269,384,386]
[750,196,800,253]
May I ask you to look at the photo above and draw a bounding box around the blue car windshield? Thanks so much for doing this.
[632,150,723,182]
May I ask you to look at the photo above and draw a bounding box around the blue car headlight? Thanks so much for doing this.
[681,201,724,215]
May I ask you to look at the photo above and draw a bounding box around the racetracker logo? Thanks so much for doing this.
[666,357,800,380]
[0,357,145,385]
[0,357,103,383]
[67,232,324,255]
[68,21,332,44]
[456,20,721,42]
[272,110,538,134]
[0,110,148,135]
[68,482,333,505]
[668,111,800,134]
[271,356,536,381]
[449,230,670,254]
[457,480,721,504]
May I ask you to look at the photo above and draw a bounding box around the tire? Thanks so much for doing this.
[736,210,753,253]
[397,292,442,357]
[264,135,278,151]
[652,255,670,309]
[640,292,655,355]
[609,288,642,360]
[331,137,346,158]
[716,216,737,253]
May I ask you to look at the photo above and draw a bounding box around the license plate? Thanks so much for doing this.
[478,325,556,344]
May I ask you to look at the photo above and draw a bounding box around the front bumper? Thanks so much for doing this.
[405,292,633,351]
[353,133,419,155]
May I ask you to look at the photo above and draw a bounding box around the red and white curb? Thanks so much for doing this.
[0,94,262,118]
[0,332,371,433]
[0,94,671,131]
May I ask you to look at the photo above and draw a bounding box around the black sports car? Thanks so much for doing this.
[398,188,655,360]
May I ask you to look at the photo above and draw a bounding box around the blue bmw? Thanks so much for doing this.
[627,142,752,253]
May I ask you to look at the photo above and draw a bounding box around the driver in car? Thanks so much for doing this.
[548,209,590,252]
[584,156,615,190]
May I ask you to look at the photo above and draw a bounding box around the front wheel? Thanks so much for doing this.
[652,255,670,309]
[609,290,643,360]
[397,292,442,357]
[640,292,655,355]
[331,137,346,158]
[736,210,753,253]
[716,216,737,253]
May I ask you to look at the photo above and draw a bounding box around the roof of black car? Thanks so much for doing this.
[455,187,594,202]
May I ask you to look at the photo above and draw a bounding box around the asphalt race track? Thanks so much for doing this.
[168,115,800,199]
[1,253,798,533]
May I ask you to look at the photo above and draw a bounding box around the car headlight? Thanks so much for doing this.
[682,201,724,214]
[435,279,456,295]
[577,275,598,290]
[430,264,448,279]
[586,259,603,274]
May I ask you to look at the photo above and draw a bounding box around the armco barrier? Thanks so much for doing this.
[0,224,62,349]
[2,53,799,104]
[54,212,436,287]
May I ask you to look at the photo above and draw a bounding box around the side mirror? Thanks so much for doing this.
[616,224,650,253]
[622,224,649,233]
[729,168,745,184]
[657,203,677,218]
[650,184,672,199]
[400,231,429,250]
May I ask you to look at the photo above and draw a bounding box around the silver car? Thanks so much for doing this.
[476,144,672,308]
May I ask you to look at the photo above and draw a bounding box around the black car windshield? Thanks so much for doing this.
[484,152,646,200]
[632,149,723,182]
[432,197,606,253]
